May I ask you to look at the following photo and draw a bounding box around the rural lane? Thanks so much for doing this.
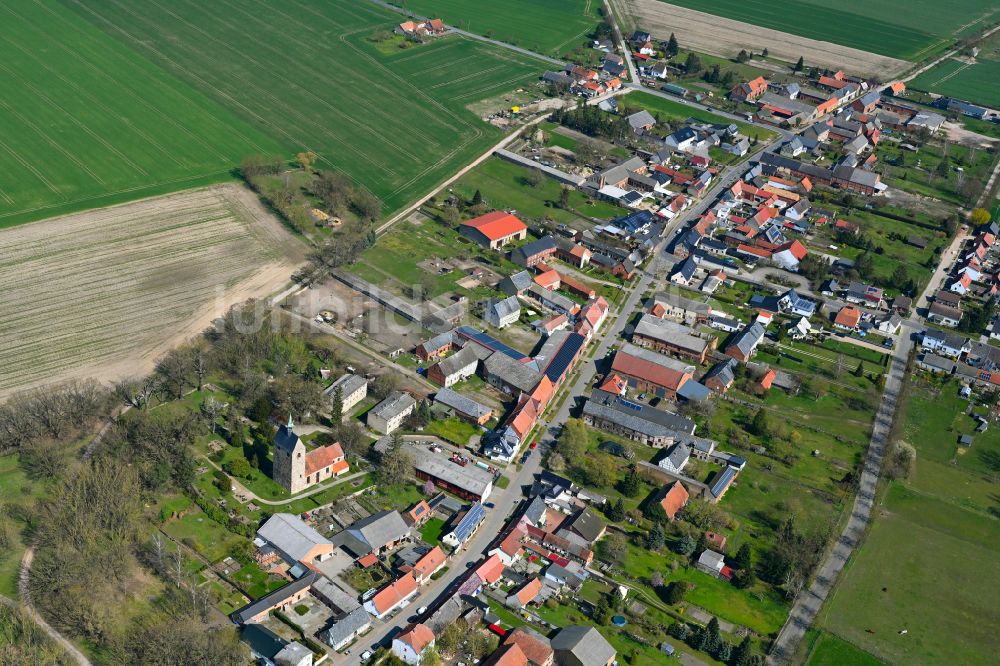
[767,327,915,663]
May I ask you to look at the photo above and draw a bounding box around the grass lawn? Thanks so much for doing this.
[805,631,885,666]
[231,564,288,599]
[0,453,61,597]
[425,417,480,446]
[820,484,1000,665]
[656,0,997,60]
[621,91,777,141]
[420,518,446,544]
[161,506,246,564]
[25,0,545,226]
[399,0,601,56]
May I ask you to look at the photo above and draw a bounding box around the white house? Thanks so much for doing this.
[484,295,521,329]
[392,623,435,665]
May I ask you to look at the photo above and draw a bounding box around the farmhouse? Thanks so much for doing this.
[460,211,528,249]
[724,323,766,361]
[631,314,714,363]
[730,76,768,102]
[395,18,445,37]
[272,417,349,494]
[511,236,557,267]
[610,344,693,400]
[343,510,411,557]
[583,389,697,448]
[647,291,712,325]
[484,296,522,329]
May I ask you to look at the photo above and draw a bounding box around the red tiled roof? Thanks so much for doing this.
[413,546,446,580]
[398,623,435,654]
[357,553,378,568]
[777,240,808,260]
[504,628,553,666]
[462,211,527,241]
[611,350,690,392]
[497,528,526,558]
[834,306,861,328]
[476,554,505,584]
[758,369,776,390]
[737,244,771,258]
[659,481,689,520]
[599,373,627,395]
[484,643,528,666]
[305,442,345,477]
[512,577,543,606]
[534,269,561,289]
[370,572,417,614]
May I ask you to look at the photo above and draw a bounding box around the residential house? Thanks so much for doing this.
[499,270,535,296]
[631,314,714,363]
[833,305,861,330]
[503,628,554,666]
[724,322,766,361]
[392,623,436,665]
[696,549,726,577]
[669,256,698,286]
[416,331,456,360]
[702,358,737,394]
[485,296,522,329]
[927,302,964,328]
[877,314,902,335]
[363,572,419,619]
[658,442,691,473]
[511,237,558,267]
[325,373,368,418]
[626,110,657,133]
[610,344,694,399]
[428,346,480,387]
[647,291,712,325]
[321,607,372,651]
[443,502,487,548]
[343,510,412,557]
[656,481,689,520]
[368,391,417,434]
[921,330,970,358]
[730,76,768,102]
[506,577,543,609]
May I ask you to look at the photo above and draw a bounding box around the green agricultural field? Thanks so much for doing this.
[0,0,543,227]
[805,631,885,666]
[656,0,999,60]
[910,58,1000,107]
[399,0,602,56]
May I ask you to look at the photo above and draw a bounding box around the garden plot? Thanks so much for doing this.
[0,184,305,397]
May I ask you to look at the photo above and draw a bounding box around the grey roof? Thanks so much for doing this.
[703,358,737,388]
[419,330,455,354]
[551,625,616,666]
[709,465,738,498]
[664,442,691,469]
[232,571,318,624]
[626,110,657,130]
[678,378,709,401]
[929,301,964,321]
[487,295,521,321]
[697,549,725,569]
[923,328,969,349]
[321,606,372,648]
[345,510,410,554]
[525,495,547,525]
[258,513,332,563]
[672,256,697,281]
[511,236,557,264]
[411,447,494,498]
[917,353,956,373]
[275,642,312,666]
[425,594,465,634]
[311,576,360,615]
[448,502,486,544]
[727,322,766,357]
[566,506,605,542]
[371,391,417,422]
[483,350,543,393]
[434,345,481,378]
[525,283,577,313]
[709,313,742,330]
[542,71,575,85]
[326,373,367,397]
[585,389,696,438]
[434,387,492,420]
[500,270,535,296]
[650,291,711,315]
[634,314,708,355]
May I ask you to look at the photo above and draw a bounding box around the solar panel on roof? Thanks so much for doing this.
[619,399,642,411]
[456,326,526,361]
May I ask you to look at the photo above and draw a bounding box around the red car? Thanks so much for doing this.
[529,441,538,449]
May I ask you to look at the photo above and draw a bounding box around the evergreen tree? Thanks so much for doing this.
[732,568,755,589]
[330,386,343,423]
[646,522,666,551]
[794,56,804,72]
[675,532,697,556]
[750,408,771,438]
[733,636,754,666]
[705,618,721,653]
[471,189,484,207]
[666,33,679,57]
[735,543,753,570]
[618,465,643,497]
[716,641,732,662]
[684,52,703,74]
[695,531,708,554]
[606,498,626,522]
[665,581,686,604]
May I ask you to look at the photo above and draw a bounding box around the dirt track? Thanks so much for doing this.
[0,184,306,398]
[623,0,910,78]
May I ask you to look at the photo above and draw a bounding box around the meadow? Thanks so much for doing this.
[653,0,998,60]
[400,0,602,56]
[910,58,1000,107]
[0,0,542,226]
[817,376,1000,665]
[621,92,777,140]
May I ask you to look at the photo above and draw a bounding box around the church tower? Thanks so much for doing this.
[272,415,306,493]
